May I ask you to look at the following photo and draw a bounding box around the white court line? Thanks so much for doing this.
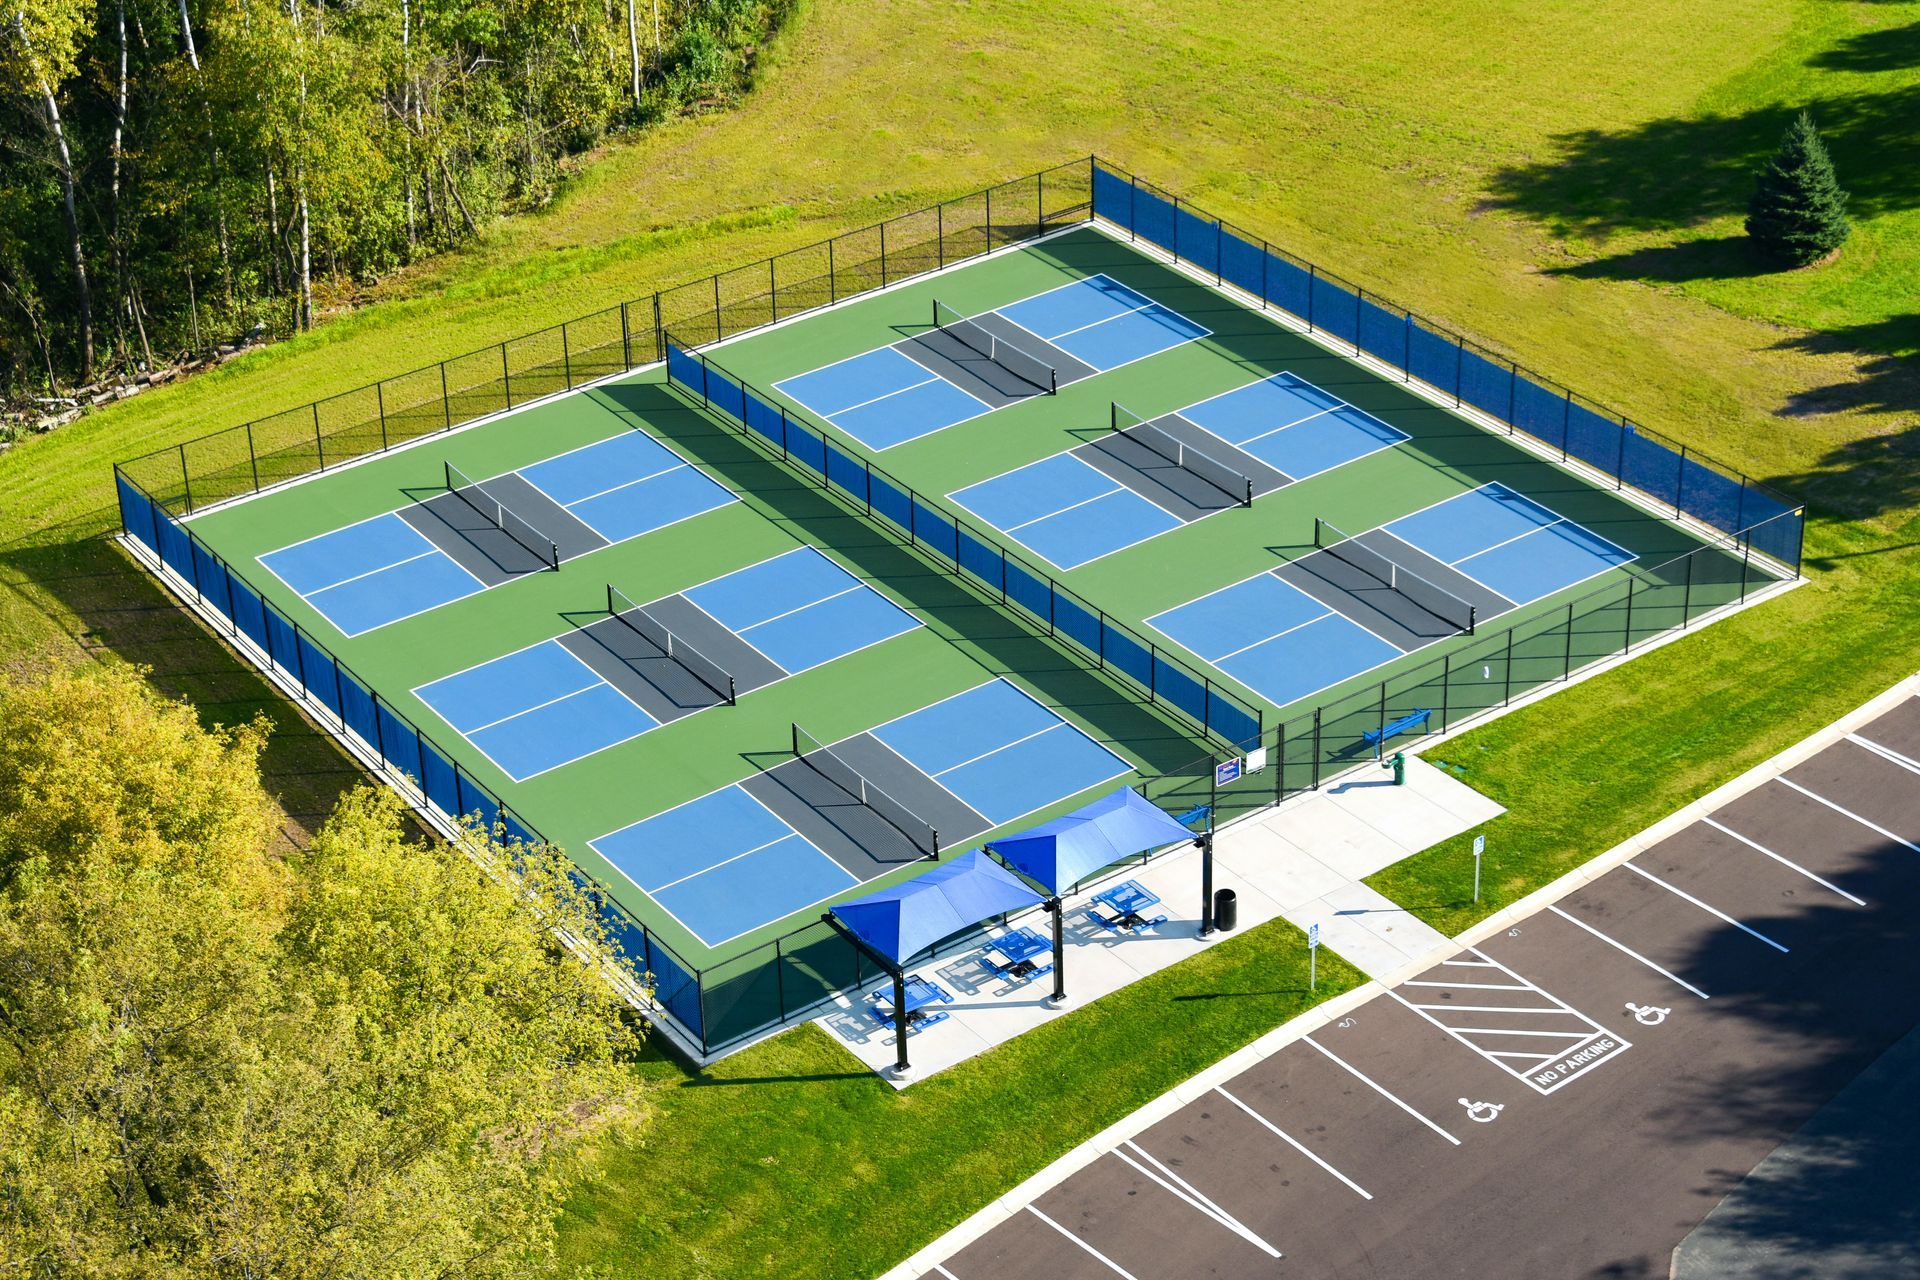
[1625,863,1790,953]
[824,373,946,419]
[736,583,868,634]
[1116,1143,1283,1258]
[1447,514,1569,565]
[1777,777,1920,854]
[1704,817,1866,905]
[644,830,799,895]
[1303,1036,1460,1146]
[1003,481,1126,533]
[930,722,1063,778]
[461,672,608,735]
[1216,1087,1372,1200]
[1210,606,1339,664]
[1546,904,1710,999]
[557,459,686,508]
[297,546,443,597]
[1026,1207,1140,1280]
[1850,733,1920,776]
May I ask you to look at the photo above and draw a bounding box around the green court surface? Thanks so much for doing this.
[173,217,1765,988]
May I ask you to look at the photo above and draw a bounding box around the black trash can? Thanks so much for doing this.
[1213,887,1238,932]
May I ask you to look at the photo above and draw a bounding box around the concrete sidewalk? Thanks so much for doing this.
[819,757,1500,1085]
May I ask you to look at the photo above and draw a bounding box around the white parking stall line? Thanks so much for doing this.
[1402,980,1531,991]
[1026,1207,1140,1280]
[1406,1004,1595,1016]
[1116,1143,1283,1258]
[1777,777,1920,855]
[1303,1036,1461,1146]
[1546,904,1710,1000]
[1444,1026,1610,1039]
[1485,1050,1562,1062]
[1704,816,1866,905]
[932,1265,959,1280]
[1440,958,1498,968]
[1215,1087,1373,1200]
[1850,732,1920,777]
[1625,862,1790,953]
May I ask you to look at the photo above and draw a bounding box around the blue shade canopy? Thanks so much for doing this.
[988,788,1197,893]
[830,850,1044,965]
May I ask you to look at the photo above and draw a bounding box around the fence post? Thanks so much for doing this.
[986,186,994,249]
[769,257,778,321]
[880,220,888,285]
[1453,342,1463,408]
[501,345,512,408]
[1615,415,1628,488]
[1622,574,1636,651]
[1307,264,1316,331]
[1353,286,1363,355]
[1681,549,1696,624]
[440,363,452,429]
[937,203,945,269]
[1310,707,1322,790]
[1259,244,1269,310]
[1377,682,1388,745]
[621,301,632,367]
[1739,539,1754,603]
[246,422,260,493]
[376,381,390,450]
[828,239,836,302]
[1562,603,1575,677]
[561,324,573,388]
[1674,444,1688,517]
[312,403,325,470]
[1440,651,1451,728]
[1503,629,1514,704]
[1037,169,1046,226]
[1403,314,1412,382]
[653,293,664,362]
[1274,720,1287,801]
[773,937,787,1020]
[712,275,721,338]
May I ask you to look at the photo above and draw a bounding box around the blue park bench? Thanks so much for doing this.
[1364,708,1432,752]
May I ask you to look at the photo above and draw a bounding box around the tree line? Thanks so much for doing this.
[0,0,790,396]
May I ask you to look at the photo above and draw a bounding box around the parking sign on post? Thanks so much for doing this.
[1308,923,1320,990]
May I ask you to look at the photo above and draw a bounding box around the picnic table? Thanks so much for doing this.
[867,974,953,1031]
[980,926,1054,981]
[1088,879,1167,933]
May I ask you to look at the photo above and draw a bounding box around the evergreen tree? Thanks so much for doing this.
[1746,112,1851,266]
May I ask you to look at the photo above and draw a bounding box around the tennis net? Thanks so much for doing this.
[607,584,737,705]
[1112,403,1254,507]
[444,460,560,570]
[792,722,940,856]
[1314,517,1477,634]
[933,299,1057,395]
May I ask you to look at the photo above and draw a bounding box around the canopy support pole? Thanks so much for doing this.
[823,913,912,1076]
[1198,830,1216,937]
[1046,897,1066,1004]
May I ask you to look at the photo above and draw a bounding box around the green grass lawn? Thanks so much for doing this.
[3,0,1916,1276]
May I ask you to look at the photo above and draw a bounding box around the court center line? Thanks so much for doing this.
[1704,816,1866,905]
[930,722,1064,779]
[1777,777,1920,854]
[457,672,607,734]
[1447,515,1570,567]
[301,546,443,597]
[644,830,799,895]
[1039,293,1163,343]
[1215,1086,1372,1200]
[731,583,868,635]
[1117,1143,1283,1258]
[560,460,686,508]
[1003,482,1126,534]
[1546,904,1710,999]
[1210,605,1339,663]
[821,372,945,420]
[1026,1207,1141,1280]
[1625,863,1790,953]
[1232,406,1340,449]
[1303,1036,1460,1146]
[1850,732,1920,776]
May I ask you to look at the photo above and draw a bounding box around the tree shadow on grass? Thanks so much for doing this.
[1807,18,1920,73]
[1484,86,1920,249]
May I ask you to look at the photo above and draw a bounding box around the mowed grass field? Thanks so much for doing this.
[2,1,1915,1277]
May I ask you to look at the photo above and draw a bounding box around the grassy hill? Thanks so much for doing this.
[2,1,1914,1275]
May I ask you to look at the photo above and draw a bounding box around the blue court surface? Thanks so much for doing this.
[519,430,735,543]
[1149,484,1635,712]
[996,274,1210,370]
[415,640,658,782]
[261,512,485,637]
[1179,372,1408,479]
[591,789,858,948]
[871,678,1131,826]
[1382,483,1636,604]
[588,678,1131,947]
[773,275,1209,452]
[948,370,1405,572]
[683,546,919,674]
[415,545,921,780]
[948,452,1184,571]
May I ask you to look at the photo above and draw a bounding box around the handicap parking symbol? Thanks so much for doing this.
[1625,1002,1671,1026]
[1459,1099,1504,1124]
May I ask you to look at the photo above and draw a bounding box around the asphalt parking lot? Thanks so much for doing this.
[913,694,1920,1279]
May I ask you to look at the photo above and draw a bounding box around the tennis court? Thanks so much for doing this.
[1146,484,1634,710]
[947,371,1409,570]
[260,426,735,636]
[413,546,922,780]
[588,679,1131,946]
[773,274,1210,450]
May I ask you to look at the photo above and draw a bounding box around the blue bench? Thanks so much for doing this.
[1364,708,1432,751]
